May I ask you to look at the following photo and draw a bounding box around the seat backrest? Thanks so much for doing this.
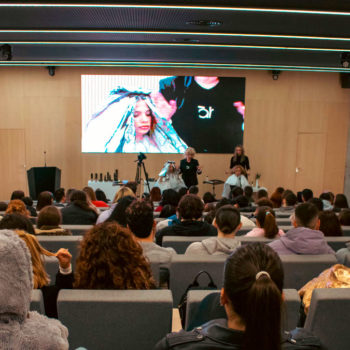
[342,226,350,236]
[38,236,82,268]
[162,236,208,254]
[325,236,350,252]
[43,255,59,283]
[60,225,92,235]
[281,254,337,289]
[304,288,350,350]
[276,219,292,226]
[169,255,226,306]
[185,289,301,332]
[57,289,173,350]
[30,289,45,314]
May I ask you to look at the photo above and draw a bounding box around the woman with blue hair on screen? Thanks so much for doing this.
[83,88,188,153]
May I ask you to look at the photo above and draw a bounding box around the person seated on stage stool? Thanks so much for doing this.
[156,161,186,192]
[185,205,242,256]
[156,194,217,245]
[222,165,249,199]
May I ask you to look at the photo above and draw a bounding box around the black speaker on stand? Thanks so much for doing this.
[27,167,61,200]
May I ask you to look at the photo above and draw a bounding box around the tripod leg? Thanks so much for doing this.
[142,162,151,193]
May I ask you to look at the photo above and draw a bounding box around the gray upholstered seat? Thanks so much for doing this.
[342,226,350,236]
[304,288,350,350]
[30,289,45,314]
[43,255,59,283]
[184,289,301,332]
[324,236,350,251]
[60,225,92,236]
[37,235,82,268]
[57,289,173,350]
[281,254,337,289]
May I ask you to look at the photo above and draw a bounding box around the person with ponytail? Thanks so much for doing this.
[246,206,285,239]
[155,243,322,350]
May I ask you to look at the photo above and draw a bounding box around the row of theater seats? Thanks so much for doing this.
[30,287,350,350]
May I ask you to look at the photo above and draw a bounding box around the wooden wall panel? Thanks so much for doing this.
[0,67,349,199]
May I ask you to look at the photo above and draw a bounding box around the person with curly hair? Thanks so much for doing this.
[5,199,29,217]
[74,222,156,289]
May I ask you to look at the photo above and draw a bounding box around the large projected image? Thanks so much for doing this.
[82,75,245,153]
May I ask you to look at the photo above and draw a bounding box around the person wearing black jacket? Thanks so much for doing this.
[229,145,250,176]
[155,243,323,350]
[179,147,202,188]
[156,194,216,245]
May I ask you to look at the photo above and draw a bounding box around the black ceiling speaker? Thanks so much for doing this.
[0,44,12,61]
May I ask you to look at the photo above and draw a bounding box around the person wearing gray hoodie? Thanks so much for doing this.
[269,202,335,255]
[0,229,69,349]
[185,205,242,255]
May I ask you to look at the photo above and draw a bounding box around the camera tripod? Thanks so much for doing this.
[135,160,151,196]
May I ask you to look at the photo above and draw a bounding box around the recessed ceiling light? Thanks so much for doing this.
[186,20,223,27]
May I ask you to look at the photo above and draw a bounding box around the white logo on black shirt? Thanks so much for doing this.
[198,105,214,119]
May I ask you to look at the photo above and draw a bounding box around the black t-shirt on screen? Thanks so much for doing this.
[180,158,199,188]
[160,77,245,153]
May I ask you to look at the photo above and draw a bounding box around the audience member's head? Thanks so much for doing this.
[214,205,241,236]
[125,181,137,195]
[308,197,323,211]
[281,189,294,199]
[66,188,76,203]
[334,194,349,209]
[21,196,33,207]
[216,198,232,210]
[0,213,35,235]
[95,189,108,203]
[319,192,331,201]
[203,208,216,225]
[178,194,204,220]
[113,186,136,203]
[0,202,8,211]
[302,188,313,202]
[36,191,53,211]
[293,202,319,229]
[339,209,350,226]
[233,195,249,209]
[255,206,279,239]
[106,196,135,226]
[83,186,97,201]
[270,189,282,208]
[256,198,274,208]
[69,190,97,214]
[74,222,155,289]
[160,189,180,207]
[159,204,177,218]
[328,192,335,205]
[282,192,297,207]
[203,192,216,204]
[188,186,199,195]
[37,205,62,229]
[10,190,24,200]
[54,188,66,204]
[6,200,28,216]
[126,200,154,239]
[222,243,284,350]
[256,189,268,200]
[178,187,188,200]
[230,186,244,199]
[150,187,162,202]
[319,211,343,237]
[243,185,253,200]
[142,192,151,201]
[276,187,284,194]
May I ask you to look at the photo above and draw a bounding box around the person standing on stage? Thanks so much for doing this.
[179,147,202,188]
[229,145,250,176]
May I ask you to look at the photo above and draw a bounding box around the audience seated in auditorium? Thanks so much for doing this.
[54,188,66,207]
[6,199,29,217]
[302,188,313,202]
[0,230,69,348]
[185,205,242,256]
[277,192,297,214]
[10,190,25,200]
[188,186,199,195]
[61,190,98,225]
[126,200,176,264]
[22,196,37,217]
[95,188,108,203]
[203,192,216,205]
[318,211,343,236]
[270,187,284,208]
[246,206,285,238]
[232,194,253,214]
[155,188,180,212]
[256,197,274,208]
[155,243,323,350]
[159,204,177,219]
[243,185,254,204]
[0,213,35,235]
[35,206,72,236]
[328,191,335,205]
[36,191,54,212]
[231,196,255,228]
[83,186,109,208]
[336,243,350,266]
[256,188,268,201]
[307,197,324,211]
[105,196,135,227]
[74,222,156,289]
[96,186,136,224]
[333,193,349,212]
[229,186,244,201]
[269,203,334,255]
[0,201,7,211]
[339,208,350,226]
[15,229,73,318]
[65,188,76,203]
[156,194,217,245]
[150,186,162,203]
[125,181,137,195]
[319,192,333,211]
[178,187,188,200]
